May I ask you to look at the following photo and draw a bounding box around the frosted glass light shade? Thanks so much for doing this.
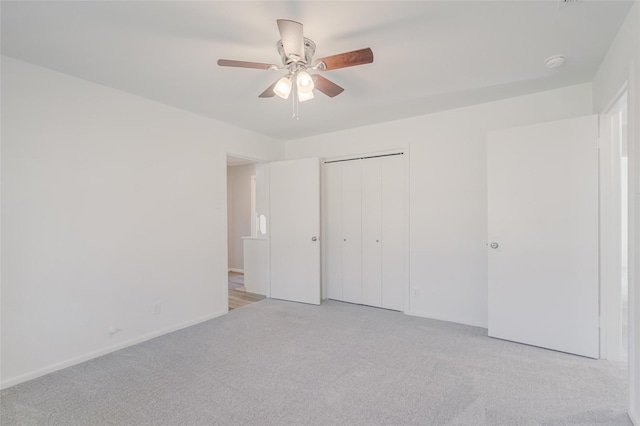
[274,77,292,99]
[298,90,315,102]
[296,71,314,93]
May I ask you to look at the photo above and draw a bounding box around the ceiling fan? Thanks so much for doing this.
[217,19,374,103]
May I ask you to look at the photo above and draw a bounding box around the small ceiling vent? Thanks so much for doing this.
[558,0,579,8]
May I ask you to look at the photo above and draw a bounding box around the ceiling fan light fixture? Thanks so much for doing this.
[273,76,292,99]
[218,19,374,116]
[298,90,315,102]
[296,71,314,93]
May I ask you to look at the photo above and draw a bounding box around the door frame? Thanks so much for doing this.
[223,151,271,313]
[599,86,628,361]
[320,148,410,312]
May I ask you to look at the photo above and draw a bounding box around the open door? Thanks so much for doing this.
[487,115,599,358]
[270,157,321,305]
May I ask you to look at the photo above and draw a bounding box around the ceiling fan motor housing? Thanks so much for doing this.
[278,38,316,66]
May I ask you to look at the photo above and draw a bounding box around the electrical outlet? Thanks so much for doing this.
[153,302,162,315]
[411,288,420,297]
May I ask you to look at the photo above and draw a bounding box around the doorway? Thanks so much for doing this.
[226,155,265,310]
[602,92,629,362]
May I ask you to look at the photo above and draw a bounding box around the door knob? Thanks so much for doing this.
[311,236,318,242]
[489,242,499,249]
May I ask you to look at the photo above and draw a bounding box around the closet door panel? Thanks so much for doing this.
[342,160,362,304]
[323,162,343,301]
[381,155,405,311]
[361,158,382,307]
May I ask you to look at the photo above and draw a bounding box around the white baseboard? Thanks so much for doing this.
[405,309,488,329]
[228,268,244,274]
[0,309,227,390]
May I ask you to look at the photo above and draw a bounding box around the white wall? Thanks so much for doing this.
[226,163,255,271]
[593,2,640,113]
[592,2,640,422]
[286,83,593,328]
[635,5,640,423]
[227,168,234,268]
[0,56,283,388]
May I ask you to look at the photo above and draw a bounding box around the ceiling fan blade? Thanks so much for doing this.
[277,19,305,62]
[312,75,344,98]
[258,80,278,98]
[315,48,374,71]
[217,59,275,70]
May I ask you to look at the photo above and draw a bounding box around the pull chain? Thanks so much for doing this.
[292,79,299,120]
[291,81,295,119]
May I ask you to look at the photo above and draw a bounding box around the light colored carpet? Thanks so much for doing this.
[1,299,630,425]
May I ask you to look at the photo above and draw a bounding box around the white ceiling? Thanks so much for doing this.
[1,1,633,140]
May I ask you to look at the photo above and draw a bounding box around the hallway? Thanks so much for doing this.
[228,272,265,310]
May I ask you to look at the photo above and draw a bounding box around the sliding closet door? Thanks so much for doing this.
[381,155,405,311]
[361,158,382,307]
[342,160,362,304]
[324,162,343,300]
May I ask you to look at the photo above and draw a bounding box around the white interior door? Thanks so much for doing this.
[323,162,343,301]
[381,154,405,311]
[362,158,382,307]
[487,115,599,358]
[270,157,321,305]
[342,160,362,304]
